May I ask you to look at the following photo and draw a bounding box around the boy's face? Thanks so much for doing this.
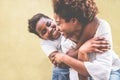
[36,17,61,40]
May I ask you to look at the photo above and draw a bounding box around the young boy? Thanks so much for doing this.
[28,13,70,80]
[28,13,110,80]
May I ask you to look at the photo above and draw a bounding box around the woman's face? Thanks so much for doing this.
[54,13,82,38]
[35,17,61,40]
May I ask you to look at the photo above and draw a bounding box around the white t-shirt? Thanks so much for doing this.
[40,35,62,57]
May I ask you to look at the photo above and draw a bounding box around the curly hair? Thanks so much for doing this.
[28,13,50,38]
[52,0,98,26]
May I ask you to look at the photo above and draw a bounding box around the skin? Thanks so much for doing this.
[53,14,110,77]
[35,17,61,40]
[54,13,83,42]
[35,16,110,79]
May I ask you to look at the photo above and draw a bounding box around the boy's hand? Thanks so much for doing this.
[79,37,110,54]
[49,52,58,66]
[54,53,65,64]
[58,62,70,68]
[49,52,69,68]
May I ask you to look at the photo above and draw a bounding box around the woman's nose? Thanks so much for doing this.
[56,26,60,31]
[57,25,61,31]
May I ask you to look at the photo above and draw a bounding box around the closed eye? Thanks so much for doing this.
[46,21,51,27]
[41,29,47,35]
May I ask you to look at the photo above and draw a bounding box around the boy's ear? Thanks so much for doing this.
[71,18,78,24]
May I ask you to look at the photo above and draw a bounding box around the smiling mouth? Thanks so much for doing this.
[48,28,57,40]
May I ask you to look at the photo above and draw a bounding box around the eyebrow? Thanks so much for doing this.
[36,25,42,34]
[38,27,45,37]
[37,22,45,32]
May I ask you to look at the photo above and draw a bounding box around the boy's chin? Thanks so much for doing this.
[51,33,61,40]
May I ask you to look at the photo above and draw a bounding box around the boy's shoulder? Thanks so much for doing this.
[41,35,62,45]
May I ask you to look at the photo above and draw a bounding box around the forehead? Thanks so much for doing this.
[36,17,51,27]
[38,17,52,23]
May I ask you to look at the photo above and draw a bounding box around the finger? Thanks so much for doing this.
[92,44,101,48]
[54,62,58,67]
[93,37,105,41]
[92,40,109,45]
[94,48,104,53]
[98,44,111,50]
[100,49,110,52]
[92,44,109,48]
[52,59,57,65]
[51,56,56,63]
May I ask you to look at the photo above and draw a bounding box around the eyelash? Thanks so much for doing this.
[41,29,47,35]
[46,21,51,27]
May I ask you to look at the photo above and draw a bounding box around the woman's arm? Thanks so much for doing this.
[54,37,110,76]
[54,53,89,76]
[78,37,110,61]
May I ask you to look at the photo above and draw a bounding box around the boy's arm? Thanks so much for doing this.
[41,39,70,68]
[49,51,70,68]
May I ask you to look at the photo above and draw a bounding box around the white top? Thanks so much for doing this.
[84,19,120,80]
[40,35,62,57]
[40,19,120,80]
[61,19,120,80]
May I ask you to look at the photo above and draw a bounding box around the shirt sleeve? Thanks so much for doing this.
[40,40,60,57]
[84,19,113,80]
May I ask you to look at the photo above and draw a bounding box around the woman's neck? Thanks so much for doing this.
[70,17,99,44]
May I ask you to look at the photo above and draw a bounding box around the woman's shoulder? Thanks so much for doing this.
[99,19,110,29]
[96,19,111,35]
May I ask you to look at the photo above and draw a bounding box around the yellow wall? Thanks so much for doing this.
[0,0,120,80]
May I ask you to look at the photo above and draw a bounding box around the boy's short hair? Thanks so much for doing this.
[28,13,50,38]
[52,0,98,26]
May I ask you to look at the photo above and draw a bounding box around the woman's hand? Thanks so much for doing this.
[79,37,110,54]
